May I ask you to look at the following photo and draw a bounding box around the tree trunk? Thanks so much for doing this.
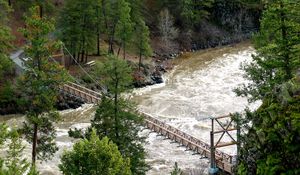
[114,70,119,142]
[96,6,101,56]
[139,50,142,71]
[81,50,85,63]
[85,51,88,63]
[39,5,43,18]
[123,42,126,60]
[97,32,101,56]
[77,52,80,63]
[8,0,11,6]
[32,123,38,166]
[108,25,116,54]
[102,0,108,29]
[280,2,291,80]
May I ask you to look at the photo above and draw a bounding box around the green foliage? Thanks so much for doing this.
[0,125,31,175]
[18,6,68,165]
[135,19,152,70]
[235,1,300,174]
[95,55,133,94]
[13,0,54,17]
[170,162,183,175]
[115,0,133,59]
[237,77,300,174]
[179,0,213,27]
[91,56,149,174]
[235,0,300,101]
[0,0,13,79]
[60,129,131,175]
[58,0,97,62]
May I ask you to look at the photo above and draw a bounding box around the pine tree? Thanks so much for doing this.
[234,1,300,174]
[59,0,97,63]
[0,0,13,80]
[135,19,152,71]
[235,0,300,102]
[0,125,31,175]
[4,129,30,175]
[18,6,68,166]
[236,75,300,174]
[91,55,149,174]
[115,0,133,59]
[59,129,131,175]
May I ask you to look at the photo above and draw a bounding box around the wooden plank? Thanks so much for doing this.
[213,128,237,134]
[215,142,237,148]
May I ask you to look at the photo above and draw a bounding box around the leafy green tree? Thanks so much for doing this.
[115,0,133,59]
[59,129,131,175]
[91,55,149,174]
[18,6,68,166]
[235,0,300,102]
[0,0,13,80]
[135,19,152,71]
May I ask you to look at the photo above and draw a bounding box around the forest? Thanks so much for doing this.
[0,0,299,175]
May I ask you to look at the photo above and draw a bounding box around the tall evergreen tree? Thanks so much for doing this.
[235,0,300,101]
[19,6,68,166]
[135,19,152,71]
[59,0,97,63]
[115,0,133,59]
[91,55,149,174]
[0,0,13,80]
[235,1,300,174]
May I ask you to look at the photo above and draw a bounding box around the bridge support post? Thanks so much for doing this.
[209,118,218,175]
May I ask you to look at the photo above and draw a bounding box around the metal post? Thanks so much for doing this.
[209,118,218,175]
[236,116,241,166]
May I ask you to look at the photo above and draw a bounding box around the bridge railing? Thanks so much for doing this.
[142,113,234,164]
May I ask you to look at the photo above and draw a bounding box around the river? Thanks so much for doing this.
[0,42,259,175]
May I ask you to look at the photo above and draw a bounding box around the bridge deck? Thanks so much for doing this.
[60,82,235,174]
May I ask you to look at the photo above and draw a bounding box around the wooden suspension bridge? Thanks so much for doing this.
[10,47,238,174]
[61,82,238,174]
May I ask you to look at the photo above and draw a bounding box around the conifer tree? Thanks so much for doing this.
[0,125,31,175]
[0,0,13,80]
[235,0,300,101]
[135,19,152,71]
[59,0,97,63]
[18,6,68,166]
[91,55,149,174]
[115,0,133,59]
[235,1,300,174]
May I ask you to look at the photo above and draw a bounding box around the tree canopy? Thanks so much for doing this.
[19,6,68,166]
[59,129,131,175]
